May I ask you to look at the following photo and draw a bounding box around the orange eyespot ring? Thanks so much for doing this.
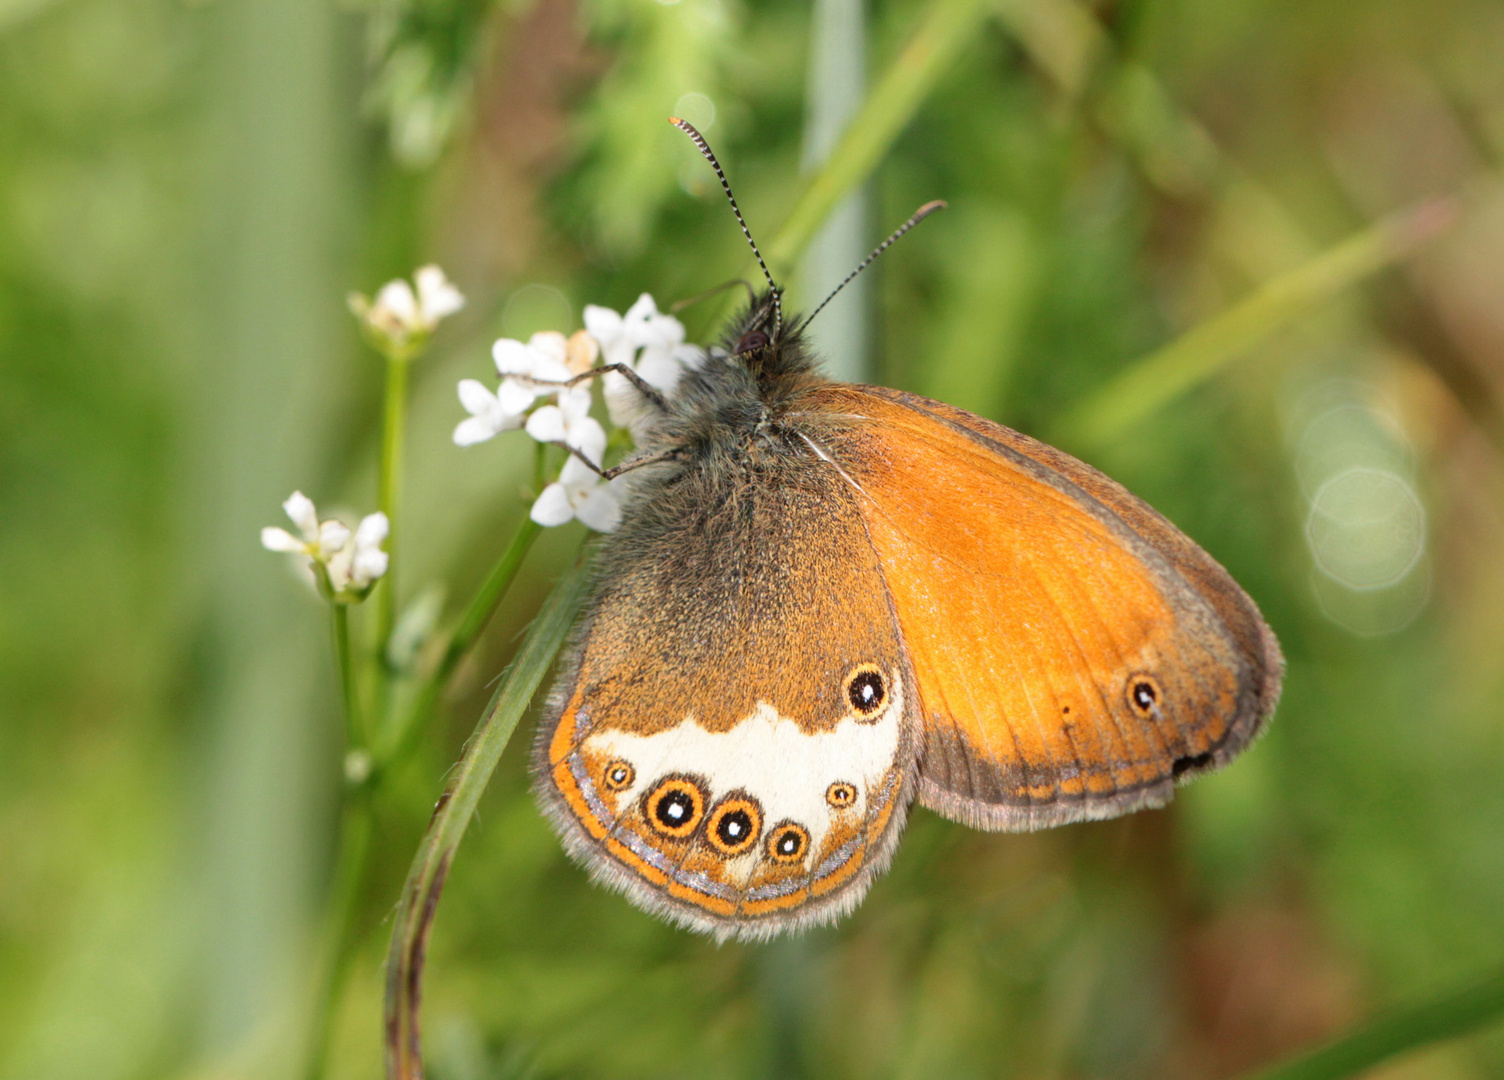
[602,760,635,792]
[766,821,810,864]
[1127,674,1163,719]
[844,664,887,719]
[705,794,763,857]
[826,782,857,808]
[644,777,706,839]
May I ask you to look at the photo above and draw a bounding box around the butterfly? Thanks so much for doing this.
[531,119,1283,941]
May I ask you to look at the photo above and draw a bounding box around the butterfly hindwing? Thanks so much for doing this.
[802,384,1282,830]
[533,450,920,939]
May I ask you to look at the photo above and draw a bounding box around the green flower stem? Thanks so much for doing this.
[764,0,992,277]
[301,794,375,1080]
[375,347,411,662]
[1238,963,1504,1080]
[375,515,544,771]
[1055,198,1455,449]
[384,560,592,1080]
[331,601,361,748]
[302,601,373,1080]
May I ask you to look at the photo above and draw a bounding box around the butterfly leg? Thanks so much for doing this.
[529,364,670,414]
[550,443,684,480]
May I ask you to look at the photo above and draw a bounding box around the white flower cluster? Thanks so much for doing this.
[262,492,390,599]
[349,265,465,353]
[454,294,701,533]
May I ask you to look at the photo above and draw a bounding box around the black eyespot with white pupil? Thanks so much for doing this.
[767,822,810,864]
[826,781,857,808]
[845,665,887,718]
[603,760,634,792]
[645,778,705,838]
[720,812,750,841]
[706,794,762,857]
[1127,674,1162,719]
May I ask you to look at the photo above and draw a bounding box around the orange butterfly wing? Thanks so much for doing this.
[803,384,1283,829]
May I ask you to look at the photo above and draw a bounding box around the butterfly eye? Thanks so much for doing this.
[1127,674,1163,719]
[734,329,769,354]
[844,664,888,719]
[766,822,810,864]
[644,777,706,838]
[705,794,763,857]
[826,782,857,808]
[602,760,635,792]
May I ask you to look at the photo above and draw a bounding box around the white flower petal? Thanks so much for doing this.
[583,304,624,344]
[453,416,501,446]
[354,512,389,548]
[529,482,576,527]
[457,378,497,416]
[261,526,306,553]
[529,357,572,385]
[558,454,601,492]
[642,312,685,349]
[415,265,464,324]
[284,491,319,539]
[570,417,607,467]
[623,293,659,330]
[602,370,641,429]
[575,483,622,533]
[528,331,568,368]
[496,378,537,416]
[525,405,567,444]
[351,547,389,587]
[556,385,593,423]
[375,280,419,331]
[492,338,534,376]
[317,520,351,557]
[325,547,352,591]
[601,339,638,370]
[636,346,684,395]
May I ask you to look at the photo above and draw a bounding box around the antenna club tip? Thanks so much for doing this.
[668,116,682,125]
[918,200,948,216]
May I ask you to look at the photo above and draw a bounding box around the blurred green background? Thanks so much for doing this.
[3,0,1504,1077]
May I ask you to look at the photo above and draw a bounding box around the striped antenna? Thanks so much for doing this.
[803,201,947,328]
[670,117,782,339]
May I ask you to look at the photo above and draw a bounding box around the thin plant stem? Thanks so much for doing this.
[301,794,375,1080]
[385,560,592,1080]
[376,515,544,771]
[375,348,411,660]
[1237,963,1504,1080]
[305,602,373,1080]
[331,602,361,748]
[764,0,992,278]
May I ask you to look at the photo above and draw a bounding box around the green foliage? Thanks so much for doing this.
[4,0,1504,1077]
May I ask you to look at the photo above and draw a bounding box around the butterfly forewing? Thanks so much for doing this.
[803,385,1282,831]
[534,456,920,939]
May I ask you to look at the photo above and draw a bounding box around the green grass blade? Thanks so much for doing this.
[1239,964,1504,1080]
[383,560,591,1080]
[765,0,992,276]
[1057,199,1454,448]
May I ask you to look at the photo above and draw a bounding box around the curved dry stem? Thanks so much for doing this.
[383,561,591,1080]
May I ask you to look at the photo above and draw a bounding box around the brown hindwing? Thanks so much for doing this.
[532,439,920,939]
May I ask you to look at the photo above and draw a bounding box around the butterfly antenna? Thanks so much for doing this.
[670,116,782,338]
[803,200,947,328]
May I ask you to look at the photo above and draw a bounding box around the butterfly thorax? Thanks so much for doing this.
[632,297,828,464]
